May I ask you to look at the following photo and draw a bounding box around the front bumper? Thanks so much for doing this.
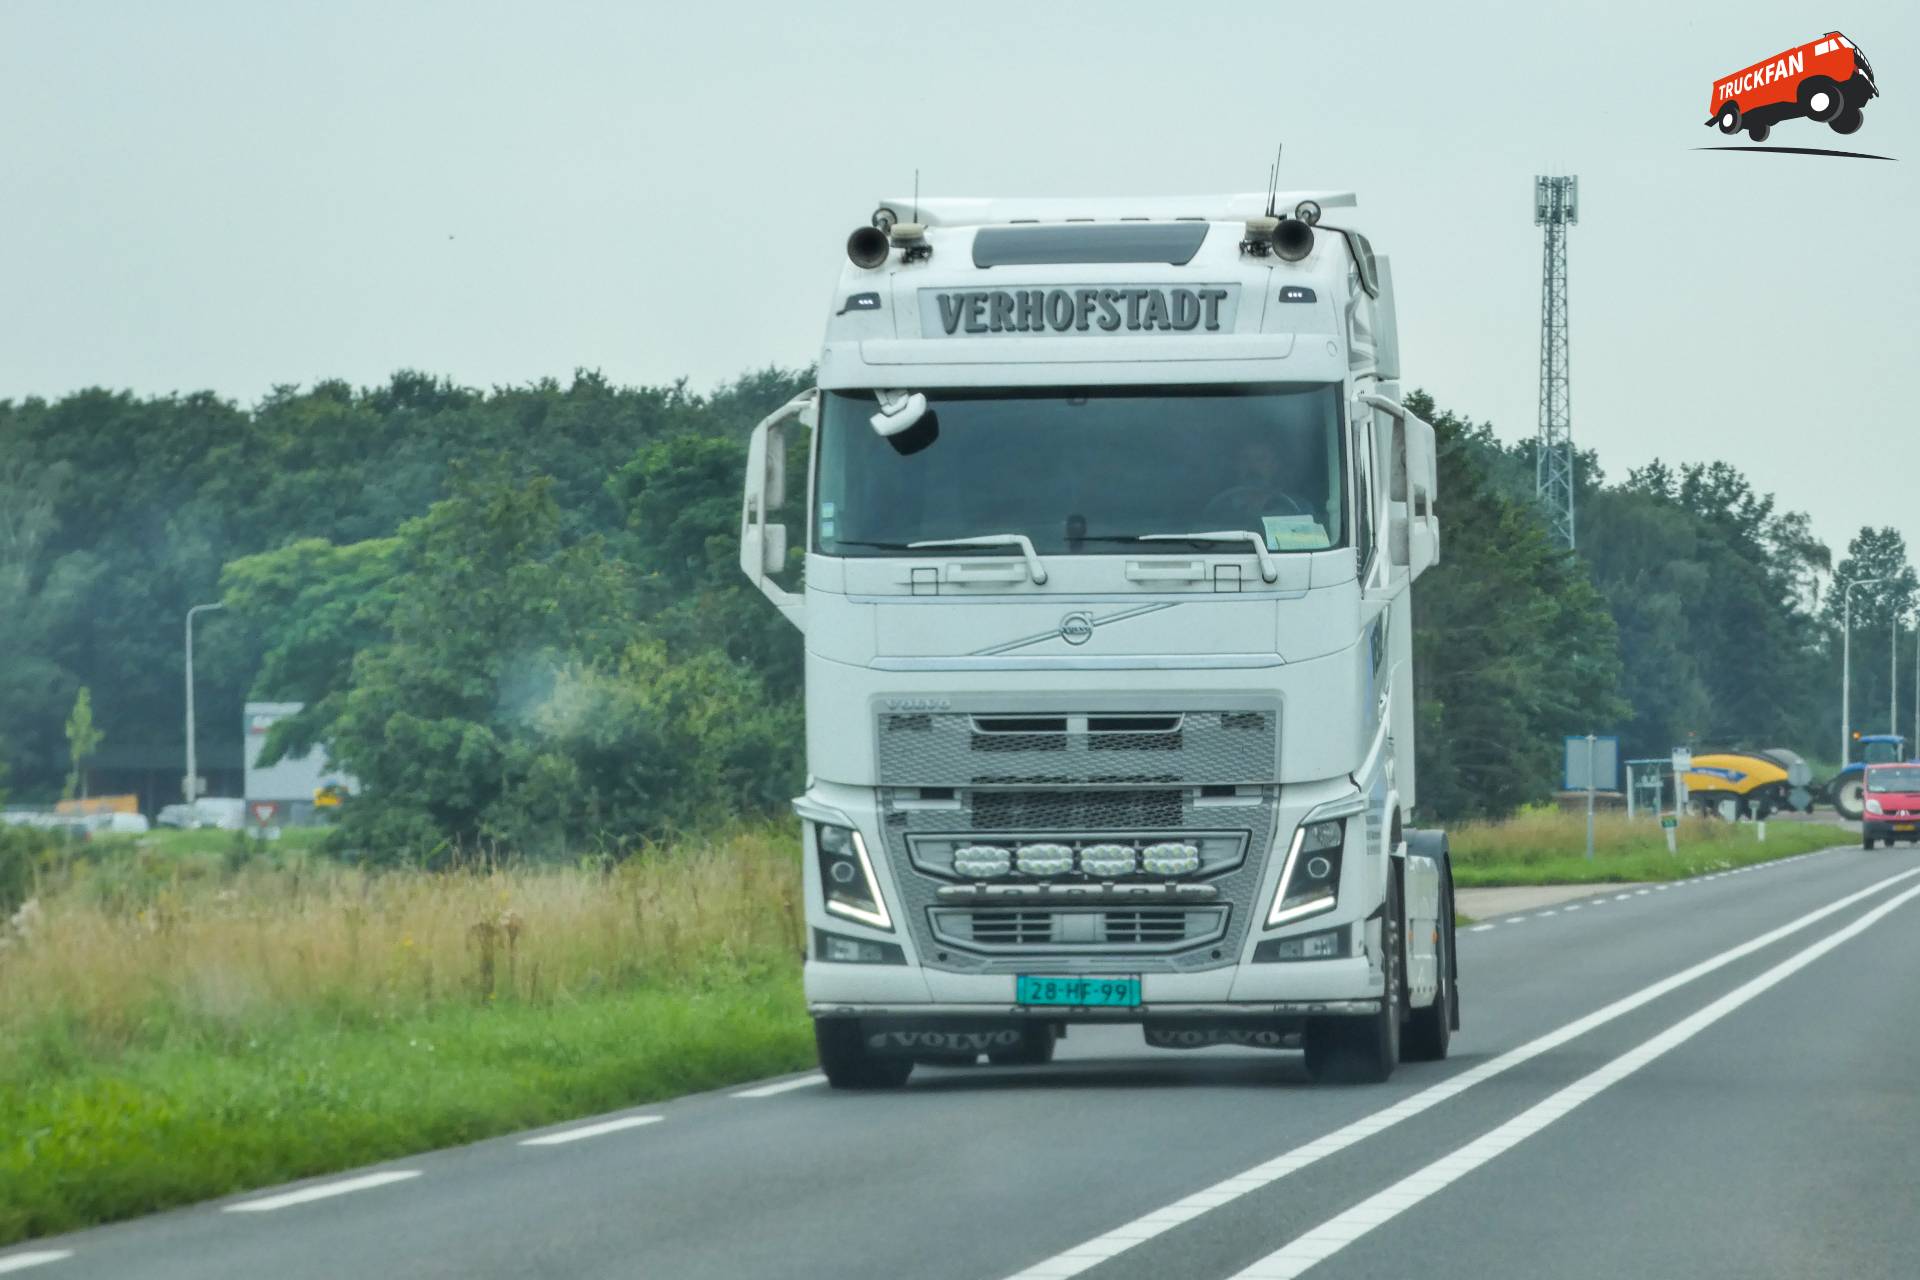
[805,953,1385,1018]
[1864,820,1920,840]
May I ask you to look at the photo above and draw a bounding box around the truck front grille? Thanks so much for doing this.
[877,708,1276,789]
[928,906,1228,952]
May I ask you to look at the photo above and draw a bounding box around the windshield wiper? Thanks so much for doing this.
[1122,531,1278,583]
[907,533,1049,584]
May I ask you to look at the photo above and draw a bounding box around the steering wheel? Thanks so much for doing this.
[1201,485,1307,525]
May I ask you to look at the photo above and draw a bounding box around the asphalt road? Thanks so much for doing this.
[9,842,1920,1280]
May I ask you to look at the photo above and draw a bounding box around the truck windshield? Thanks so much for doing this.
[814,384,1346,557]
[1867,767,1920,792]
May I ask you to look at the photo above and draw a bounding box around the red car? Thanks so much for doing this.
[1706,31,1878,142]
[1861,763,1920,849]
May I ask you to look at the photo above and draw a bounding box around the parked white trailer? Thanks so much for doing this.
[741,190,1455,1086]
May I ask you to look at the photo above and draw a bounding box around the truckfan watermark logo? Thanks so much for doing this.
[1059,612,1095,645]
[1697,29,1891,159]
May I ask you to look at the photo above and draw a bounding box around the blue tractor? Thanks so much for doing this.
[1827,733,1911,820]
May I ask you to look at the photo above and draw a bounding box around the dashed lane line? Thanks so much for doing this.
[0,1254,72,1275]
[519,1116,662,1146]
[733,1074,828,1099]
[224,1171,421,1213]
[1002,866,1920,1280]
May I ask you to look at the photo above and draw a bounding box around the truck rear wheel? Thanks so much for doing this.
[1831,106,1864,135]
[814,1018,913,1090]
[1304,876,1401,1084]
[1717,103,1741,134]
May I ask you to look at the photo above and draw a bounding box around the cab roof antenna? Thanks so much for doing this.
[1265,144,1282,218]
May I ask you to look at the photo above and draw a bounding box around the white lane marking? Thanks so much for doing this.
[1563,904,1581,912]
[1231,879,1920,1279]
[1002,866,1920,1280]
[519,1116,662,1146]
[1614,893,1632,900]
[733,1074,827,1098]
[0,1254,73,1275]
[1468,924,1495,933]
[225,1170,421,1212]
[1534,910,1557,918]
[1654,885,1669,891]
[1635,889,1651,895]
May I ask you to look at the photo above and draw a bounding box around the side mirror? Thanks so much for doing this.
[740,395,810,629]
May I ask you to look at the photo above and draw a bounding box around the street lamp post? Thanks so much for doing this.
[184,602,225,805]
[1842,577,1887,766]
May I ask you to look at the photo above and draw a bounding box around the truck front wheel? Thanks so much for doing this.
[1831,106,1865,135]
[1717,103,1741,134]
[1304,878,1402,1084]
[814,1018,913,1090]
[1799,76,1844,122]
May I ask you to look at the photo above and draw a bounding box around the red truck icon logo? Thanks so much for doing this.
[1707,32,1879,142]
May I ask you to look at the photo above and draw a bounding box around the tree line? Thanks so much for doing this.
[1,370,1909,853]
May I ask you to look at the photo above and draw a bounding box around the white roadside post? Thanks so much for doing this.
[1668,747,1692,854]
[1585,734,1598,862]
[184,601,225,806]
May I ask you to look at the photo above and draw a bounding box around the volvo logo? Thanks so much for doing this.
[883,697,951,711]
[1059,612,1095,645]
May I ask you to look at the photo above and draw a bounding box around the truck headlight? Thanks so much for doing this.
[1266,819,1344,928]
[1867,798,1884,814]
[816,823,892,930]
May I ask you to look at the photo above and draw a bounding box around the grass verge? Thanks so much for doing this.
[0,824,812,1246]
[1449,809,1844,886]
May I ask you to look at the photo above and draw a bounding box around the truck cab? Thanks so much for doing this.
[740,192,1455,1087]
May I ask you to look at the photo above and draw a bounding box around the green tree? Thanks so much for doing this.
[62,686,103,801]
[1406,393,1626,819]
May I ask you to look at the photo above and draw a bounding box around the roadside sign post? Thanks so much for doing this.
[1585,734,1597,861]
[1661,814,1678,854]
[1563,735,1620,862]
[249,800,280,841]
[1671,748,1693,815]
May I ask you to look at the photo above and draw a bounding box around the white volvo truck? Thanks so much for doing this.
[739,190,1456,1087]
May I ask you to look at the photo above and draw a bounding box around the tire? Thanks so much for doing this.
[1747,121,1771,143]
[1835,777,1866,821]
[1864,834,1876,850]
[1717,103,1742,134]
[1304,874,1401,1084]
[1401,892,1452,1063]
[1800,77,1844,122]
[814,1018,913,1090]
[987,1024,1057,1067]
[1832,106,1864,135]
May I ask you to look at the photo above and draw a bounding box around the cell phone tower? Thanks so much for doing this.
[1534,174,1577,549]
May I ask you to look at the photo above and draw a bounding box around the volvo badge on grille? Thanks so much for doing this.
[1059,612,1095,645]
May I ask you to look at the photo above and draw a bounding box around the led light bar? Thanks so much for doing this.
[953,845,1013,878]
[1141,842,1202,876]
[1014,843,1075,877]
[1078,843,1139,878]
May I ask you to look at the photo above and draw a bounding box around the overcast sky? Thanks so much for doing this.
[2,0,1914,560]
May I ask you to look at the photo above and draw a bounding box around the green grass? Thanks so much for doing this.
[0,824,812,1247]
[0,973,811,1245]
[1450,809,1844,886]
